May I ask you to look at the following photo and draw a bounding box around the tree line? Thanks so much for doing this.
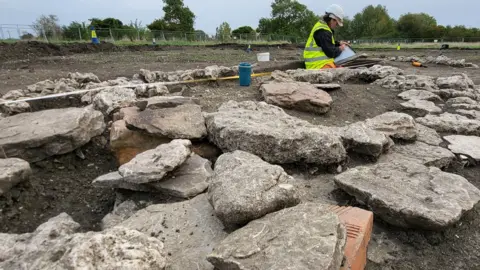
[29,0,479,42]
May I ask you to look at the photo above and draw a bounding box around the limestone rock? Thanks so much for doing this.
[446,97,478,106]
[365,112,417,141]
[94,154,211,198]
[336,122,393,157]
[110,120,169,165]
[444,135,480,161]
[147,84,169,97]
[149,154,212,198]
[358,65,404,82]
[0,106,105,162]
[289,68,358,83]
[118,194,227,270]
[124,104,207,139]
[270,70,294,82]
[436,74,474,90]
[93,87,137,115]
[68,72,101,84]
[260,82,333,114]
[0,158,31,195]
[205,101,346,164]
[0,101,31,115]
[0,213,167,270]
[334,160,480,230]
[208,151,300,226]
[398,89,442,101]
[416,124,443,146]
[139,69,156,83]
[101,200,140,230]
[455,109,480,120]
[400,99,442,117]
[26,80,55,93]
[374,75,437,90]
[430,89,479,100]
[207,203,346,270]
[416,113,480,136]
[118,139,191,184]
[145,96,200,109]
[450,103,480,111]
[379,141,455,168]
[93,171,151,192]
[2,90,25,100]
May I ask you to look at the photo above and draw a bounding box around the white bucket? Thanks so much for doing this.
[257,52,270,62]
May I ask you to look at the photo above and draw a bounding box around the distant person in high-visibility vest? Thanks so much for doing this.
[304,4,348,70]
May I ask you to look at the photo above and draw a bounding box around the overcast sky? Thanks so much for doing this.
[1,0,479,35]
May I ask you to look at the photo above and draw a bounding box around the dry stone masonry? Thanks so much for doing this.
[0,213,167,270]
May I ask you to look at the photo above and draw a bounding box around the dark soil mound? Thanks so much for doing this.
[0,41,300,61]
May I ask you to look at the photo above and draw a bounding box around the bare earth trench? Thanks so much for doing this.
[1,46,480,270]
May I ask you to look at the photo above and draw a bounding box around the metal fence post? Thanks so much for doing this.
[16,24,21,39]
[0,26,4,40]
[78,27,82,40]
[109,28,114,42]
[41,26,48,42]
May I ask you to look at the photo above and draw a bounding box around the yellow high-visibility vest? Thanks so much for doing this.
[304,21,335,69]
[91,30,97,39]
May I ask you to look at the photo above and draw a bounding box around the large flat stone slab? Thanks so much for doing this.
[416,113,480,136]
[118,194,228,270]
[0,158,31,195]
[0,213,167,270]
[334,160,480,230]
[208,151,300,227]
[364,112,418,141]
[398,89,442,102]
[207,203,346,270]
[119,139,192,184]
[416,124,443,146]
[124,104,207,139]
[400,100,442,117]
[205,101,346,165]
[260,82,333,114]
[436,74,475,90]
[374,75,437,90]
[379,141,455,168]
[0,106,105,162]
[334,122,393,158]
[444,135,480,161]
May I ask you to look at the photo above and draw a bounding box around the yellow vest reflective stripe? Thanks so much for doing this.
[304,21,335,69]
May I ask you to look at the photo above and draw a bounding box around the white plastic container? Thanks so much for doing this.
[257,52,270,62]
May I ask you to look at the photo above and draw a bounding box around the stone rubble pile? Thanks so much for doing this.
[2,63,480,270]
[388,55,479,68]
[285,64,403,84]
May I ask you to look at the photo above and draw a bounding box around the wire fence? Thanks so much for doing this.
[0,24,299,44]
[1,24,480,45]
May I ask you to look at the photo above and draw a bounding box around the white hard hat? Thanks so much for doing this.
[326,4,345,26]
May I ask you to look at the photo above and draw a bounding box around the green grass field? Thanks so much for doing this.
[354,42,480,50]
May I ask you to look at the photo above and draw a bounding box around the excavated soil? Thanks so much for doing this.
[1,46,480,270]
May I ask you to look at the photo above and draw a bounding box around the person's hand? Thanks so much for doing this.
[340,41,350,46]
[339,44,346,51]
